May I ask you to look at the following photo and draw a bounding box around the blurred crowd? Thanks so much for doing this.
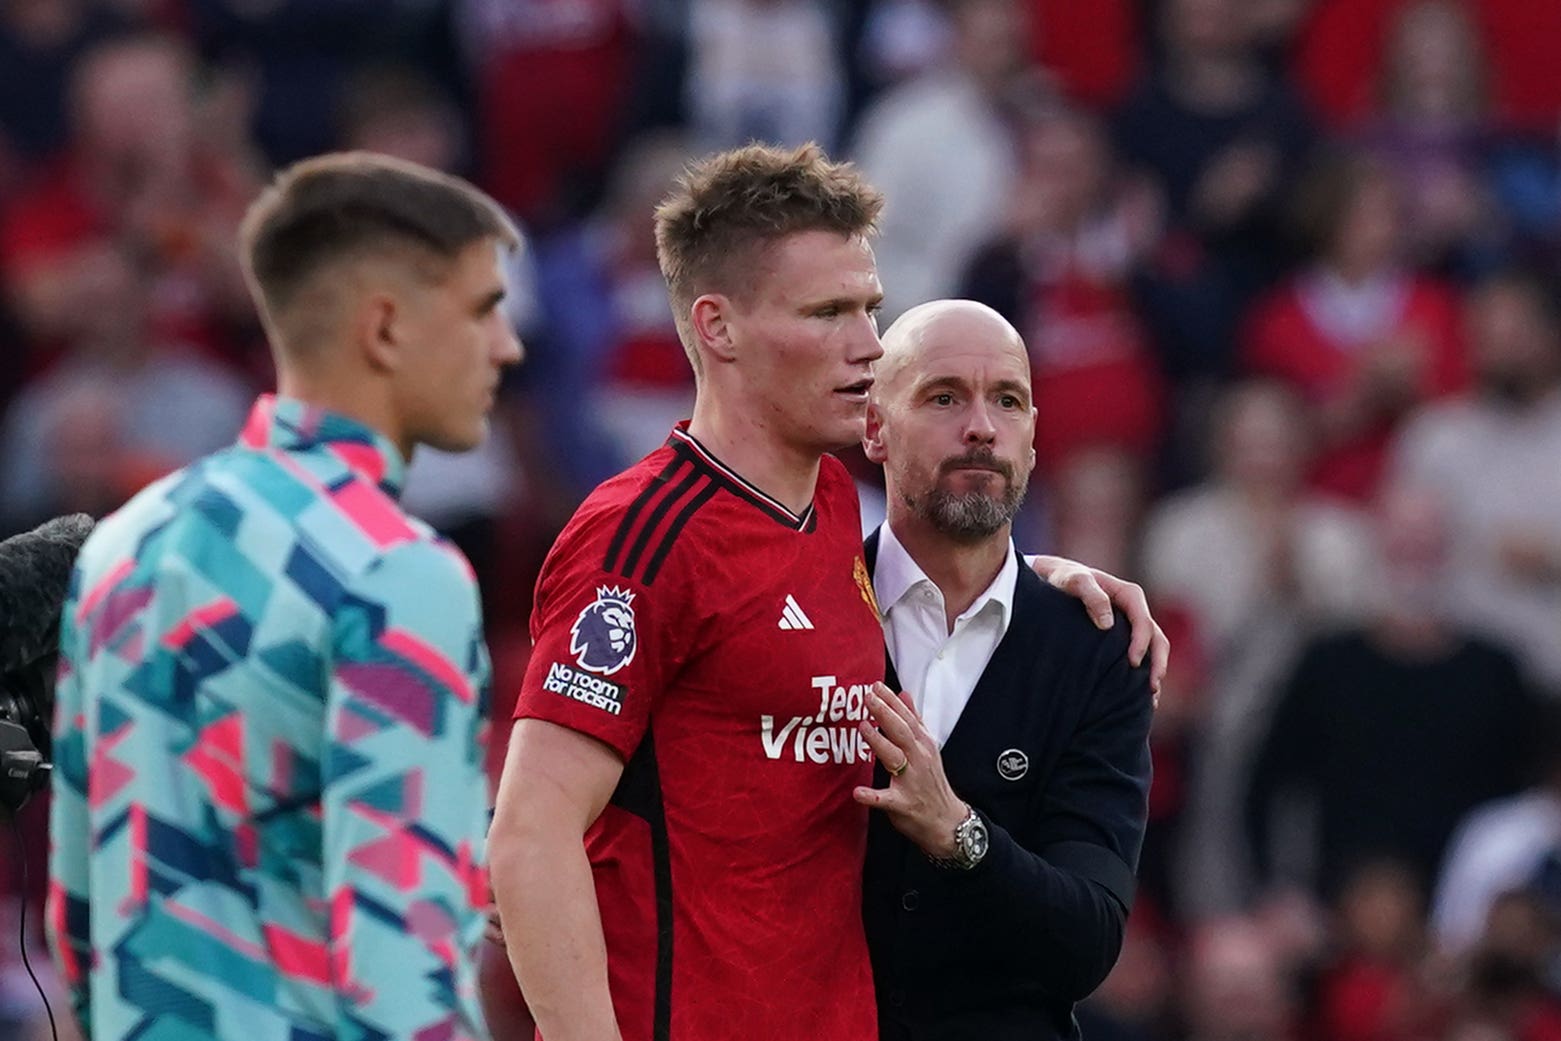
[5,0,1561,1038]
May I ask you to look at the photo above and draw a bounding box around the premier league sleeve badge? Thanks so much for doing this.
[569,586,639,676]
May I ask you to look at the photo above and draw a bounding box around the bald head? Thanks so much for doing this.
[875,300,1028,406]
[866,299,1036,544]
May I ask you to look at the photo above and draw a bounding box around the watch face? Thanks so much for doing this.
[964,816,989,862]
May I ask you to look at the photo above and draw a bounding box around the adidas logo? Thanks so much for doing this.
[777,594,815,631]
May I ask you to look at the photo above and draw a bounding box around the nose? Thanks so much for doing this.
[963,398,997,445]
[850,311,884,365]
[495,322,525,368]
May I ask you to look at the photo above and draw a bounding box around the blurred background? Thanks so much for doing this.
[5,0,1561,1038]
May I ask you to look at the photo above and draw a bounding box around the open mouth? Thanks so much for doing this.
[835,377,874,401]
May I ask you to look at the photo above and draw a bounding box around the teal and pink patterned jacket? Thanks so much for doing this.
[48,395,493,1041]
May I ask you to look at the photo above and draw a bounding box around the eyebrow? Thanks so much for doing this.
[808,292,885,312]
[912,375,1032,400]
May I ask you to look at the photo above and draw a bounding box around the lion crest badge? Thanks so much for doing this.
[570,586,638,676]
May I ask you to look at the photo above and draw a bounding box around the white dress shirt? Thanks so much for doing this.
[874,523,1019,747]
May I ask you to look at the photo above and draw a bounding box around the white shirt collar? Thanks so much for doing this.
[874,521,1019,635]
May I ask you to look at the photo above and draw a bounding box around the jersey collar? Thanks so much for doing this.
[238,394,409,499]
[667,423,817,531]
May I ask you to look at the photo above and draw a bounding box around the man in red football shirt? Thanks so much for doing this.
[487,143,1165,1041]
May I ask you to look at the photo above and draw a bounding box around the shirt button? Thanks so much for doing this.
[901,889,919,911]
[888,989,905,1008]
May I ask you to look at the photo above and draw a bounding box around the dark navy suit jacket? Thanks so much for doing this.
[862,529,1154,1041]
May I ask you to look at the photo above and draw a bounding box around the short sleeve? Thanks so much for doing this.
[515,503,691,761]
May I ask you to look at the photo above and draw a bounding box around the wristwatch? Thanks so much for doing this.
[926,804,989,871]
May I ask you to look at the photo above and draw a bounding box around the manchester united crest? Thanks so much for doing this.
[853,555,880,619]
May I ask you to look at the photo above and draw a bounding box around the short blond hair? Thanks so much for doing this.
[654,142,883,369]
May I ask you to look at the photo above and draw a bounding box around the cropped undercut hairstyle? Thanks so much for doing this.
[654,142,885,373]
[239,151,518,350]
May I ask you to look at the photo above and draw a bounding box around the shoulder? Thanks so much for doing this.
[1015,568,1136,673]
[69,468,188,593]
[538,444,703,590]
[358,535,477,600]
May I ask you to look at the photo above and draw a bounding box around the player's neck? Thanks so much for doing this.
[886,512,1010,634]
[687,404,822,517]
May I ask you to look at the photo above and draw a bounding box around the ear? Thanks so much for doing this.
[356,290,402,373]
[690,293,738,365]
[863,402,889,464]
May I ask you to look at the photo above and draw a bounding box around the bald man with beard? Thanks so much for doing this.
[855,300,1154,1041]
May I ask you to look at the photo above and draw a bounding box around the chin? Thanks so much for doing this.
[425,422,487,454]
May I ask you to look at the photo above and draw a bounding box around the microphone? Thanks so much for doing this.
[0,514,96,673]
[0,514,95,815]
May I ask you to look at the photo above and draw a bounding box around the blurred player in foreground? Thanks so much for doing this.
[50,152,521,1041]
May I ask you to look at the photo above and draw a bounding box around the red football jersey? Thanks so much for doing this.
[516,426,885,1040]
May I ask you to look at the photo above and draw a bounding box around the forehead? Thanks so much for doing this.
[898,314,1032,390]
[438,237,507,289]
[752,229,881,302]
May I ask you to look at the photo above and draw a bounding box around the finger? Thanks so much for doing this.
[867,687,920,750]
[1081,577,1115,630]
[859,719,910,768]
[1055,564,1117,630]
[889,685,924,722]
[854,784,910,812]
[1148,620,1170,697]
[1122,592,1151,667]
[872,681,917,727]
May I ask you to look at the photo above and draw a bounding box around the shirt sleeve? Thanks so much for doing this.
[515,506,688,761]
[47,584,94,1031]
[322,538,491,1041]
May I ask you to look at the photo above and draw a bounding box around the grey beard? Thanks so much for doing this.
[914,482,1026,542]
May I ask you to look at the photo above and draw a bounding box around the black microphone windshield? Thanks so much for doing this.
[0,514,96,672]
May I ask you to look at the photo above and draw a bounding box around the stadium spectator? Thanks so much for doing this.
[960,104,1166,480]
[1357,0,1502,275]
[1143,380,1373,656]
[0,240,252,532]
[683,0,847,152]
[0,0,129,190]
[1391,269,1561,695]
[0,32,262,369]
[1240,152,1466,502]
[1145,379,1373,916]
[1433,714,1561,956]
[1244,485,1539,902]
[456,0,638,227]
[852,0,1045,320]
[1116,0,1314,387]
